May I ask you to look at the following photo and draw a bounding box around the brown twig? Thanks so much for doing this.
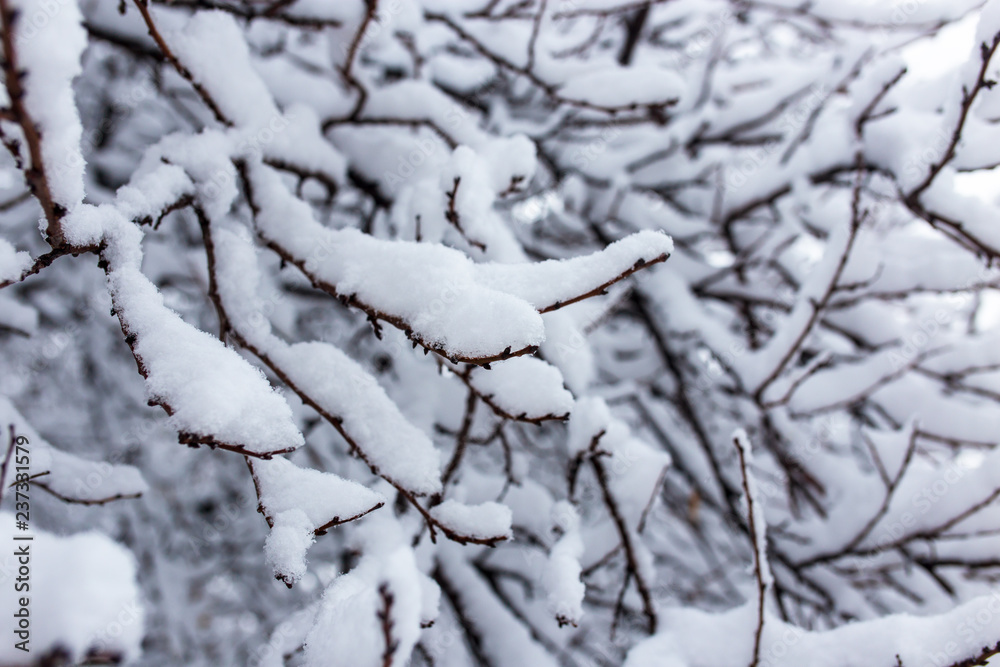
[441,381,478,486]
[734,432,767,667]
[130,0,232,125]
[0,0,67,245]
[445,177,487,252]
[0,425,16,507]
[378,584,399,667]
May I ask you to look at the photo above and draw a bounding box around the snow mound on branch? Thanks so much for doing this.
[211,224,443,496]
[304,517,425,667]
[430,499,513,541]
[437,548,561,667]
[269,342,444,494]
[545,501,585,627]
[251,457,385,584]
[164,9,277,127]
[626,594,1000,667]
[252,456,385,533]
[558,66,684,108]
[264,508,314,585]
[245,160,671,362]
[0,238,32,283]
[10,0,88,213]
[108,264,304,457]
[0,514,144,664]
[467,356,573,420]
[474,230,673,309]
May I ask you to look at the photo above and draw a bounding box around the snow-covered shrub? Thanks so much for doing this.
[2,0,1000,665]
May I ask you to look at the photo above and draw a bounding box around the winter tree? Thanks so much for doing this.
[2,0,1000,665]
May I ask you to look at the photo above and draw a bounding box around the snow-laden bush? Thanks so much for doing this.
[2,0,1000,665]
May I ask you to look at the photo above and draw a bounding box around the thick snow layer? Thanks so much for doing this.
[258,104,348,186]
[212,224,443,495]
[264,508,314,585]
[10,0,88,213]
[304,540,424,667]
[268,343,443,493]
[429,499,513,541]
[107,263,304,456]
[251,456,385,532]
[467,356,573,420]
[113,162,194,222]
[164,10,278,127]
[245,160,670,361]
[0,514,144,664]
[474,230,673,310]
[626,594,1000,667]
[246,162,545,360]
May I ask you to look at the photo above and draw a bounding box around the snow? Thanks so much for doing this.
[113,162,194,222]
[0,397,148,503]
[353,79,493,147]
[474,230,673,310]
[254,605,319,667]
[429,499,513,541]
[567,396,670,531]
[0,514,144,664]
[304,518,424,667]
[250,456,385,533]
[441,137,536,206]
[246,161,546,361]
[467,356,573,420]
[164,10,278,127]
[558,66,685,108]
[436,547,561,667]
[605,428,672,528]
[10,1,1000,663]
[741,214,855,393]
[0,294,37,335]
[0,238,32,283]
[977,0,1000,51]
[544,501,585,627]
[257,104,348,186]
[10,0,88,214]
[211,223,443,495]
[282,0,364,24]
[541,310,596,394]
[480,135,538,193]
[264,508,314,585]
[418,572,441,627]
[733,428,773,587]
[567,396,612,457]
[107,262,304,457]
[268,343,443,493]
[626,593,1000,667]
